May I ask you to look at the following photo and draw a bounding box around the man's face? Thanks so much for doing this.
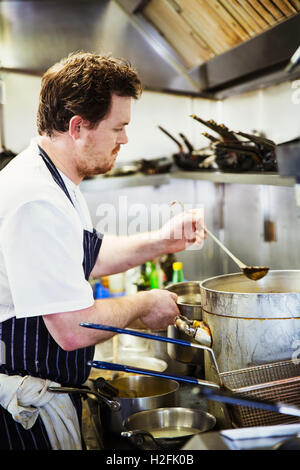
[75,94,131,177]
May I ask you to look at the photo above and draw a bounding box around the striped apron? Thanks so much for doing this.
[0,147,102,449]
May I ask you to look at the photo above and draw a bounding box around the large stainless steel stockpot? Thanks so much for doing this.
[198,270,300,428]
[200,270,300,375]
[167,271,300,374]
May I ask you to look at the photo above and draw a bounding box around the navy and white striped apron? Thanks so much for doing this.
[0,146,103,449]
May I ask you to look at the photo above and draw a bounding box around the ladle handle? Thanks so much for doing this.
[201,225,246,269]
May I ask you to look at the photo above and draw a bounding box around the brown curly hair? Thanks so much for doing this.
[37,52,142,137]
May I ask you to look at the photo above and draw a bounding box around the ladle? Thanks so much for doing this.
[169,200,269,281]
[201,224,269,281]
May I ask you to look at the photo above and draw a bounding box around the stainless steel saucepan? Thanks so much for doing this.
[121,407,216,450]
[96,375,179,434]
[49,374,179,435]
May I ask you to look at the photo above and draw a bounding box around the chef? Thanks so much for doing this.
[0,52,205,450]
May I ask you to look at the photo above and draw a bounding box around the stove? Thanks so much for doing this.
[182,423,300,450]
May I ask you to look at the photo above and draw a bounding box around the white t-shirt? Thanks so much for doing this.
[0,139,95,321]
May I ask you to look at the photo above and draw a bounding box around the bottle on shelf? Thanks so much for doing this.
[144,260,159,289]
[160,253,176,283]
[93,279,110,299]
[108,273,125,297]
[149,260,159,289]
[125,266,141,295]
[135,263,151,291]
[156,258,167,288]
[145,260,154,281]
[172,261,184,283]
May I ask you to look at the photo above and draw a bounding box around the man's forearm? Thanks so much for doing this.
[43,291,153,351]
[91,232,167,277]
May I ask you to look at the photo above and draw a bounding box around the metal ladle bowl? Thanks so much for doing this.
[202,225,269,281]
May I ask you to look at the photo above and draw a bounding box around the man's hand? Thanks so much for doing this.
[138,289,179,330]
[156,208,206,253]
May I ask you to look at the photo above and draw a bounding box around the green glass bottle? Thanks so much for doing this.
[145,260,159,289]
[172,261,184,283]
[135,264,151,291]
[150,265,159,289]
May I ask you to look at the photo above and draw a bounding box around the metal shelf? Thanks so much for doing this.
[80,171,295,192]
[80,173,170,191]
[171,171,295,187]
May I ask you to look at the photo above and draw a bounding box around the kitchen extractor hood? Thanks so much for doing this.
[0,0,300,98]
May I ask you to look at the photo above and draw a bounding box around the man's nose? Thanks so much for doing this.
[117,128,128,145]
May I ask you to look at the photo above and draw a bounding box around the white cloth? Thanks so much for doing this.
[0,138,94,321]
[0,373,82,450]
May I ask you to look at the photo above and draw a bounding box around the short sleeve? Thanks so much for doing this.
[1,199,94,318]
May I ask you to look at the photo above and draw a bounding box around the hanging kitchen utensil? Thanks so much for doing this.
[138,156,173,175]
[80,323,300,420]
[178,133,194,153]
[191,115,277,172]
[158,125,211,170]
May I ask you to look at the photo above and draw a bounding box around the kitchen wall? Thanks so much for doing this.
[1,72,300,280]
[0,71,216,157]
[2,72,300,156]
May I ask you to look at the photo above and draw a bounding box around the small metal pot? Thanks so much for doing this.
[166,281,203,364]
[97,375,179,434]
[122,407,216,450]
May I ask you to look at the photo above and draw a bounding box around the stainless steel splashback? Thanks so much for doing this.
[178,182,300,280]
[82,178,300,282]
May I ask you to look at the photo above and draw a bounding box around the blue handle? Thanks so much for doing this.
[199,388,286,414]
[83,323,300,417]
[80,322,192,348]
[88,360,199,385]
[87,361,298,416]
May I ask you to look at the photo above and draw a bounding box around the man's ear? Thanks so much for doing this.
[69,115,83,140]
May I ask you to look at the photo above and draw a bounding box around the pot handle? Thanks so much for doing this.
[121,430,162,449]
[91,376,119,398]
[174,315,212,348]
[48,386,121,411]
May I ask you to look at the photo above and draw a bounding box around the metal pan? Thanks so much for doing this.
[95,375,179,434]
[121,407,216,450]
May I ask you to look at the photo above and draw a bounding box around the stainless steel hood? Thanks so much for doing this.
[0,0,202,94]
[0,0,300,98]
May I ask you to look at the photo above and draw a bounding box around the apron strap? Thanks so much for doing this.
[38,145,75,207]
